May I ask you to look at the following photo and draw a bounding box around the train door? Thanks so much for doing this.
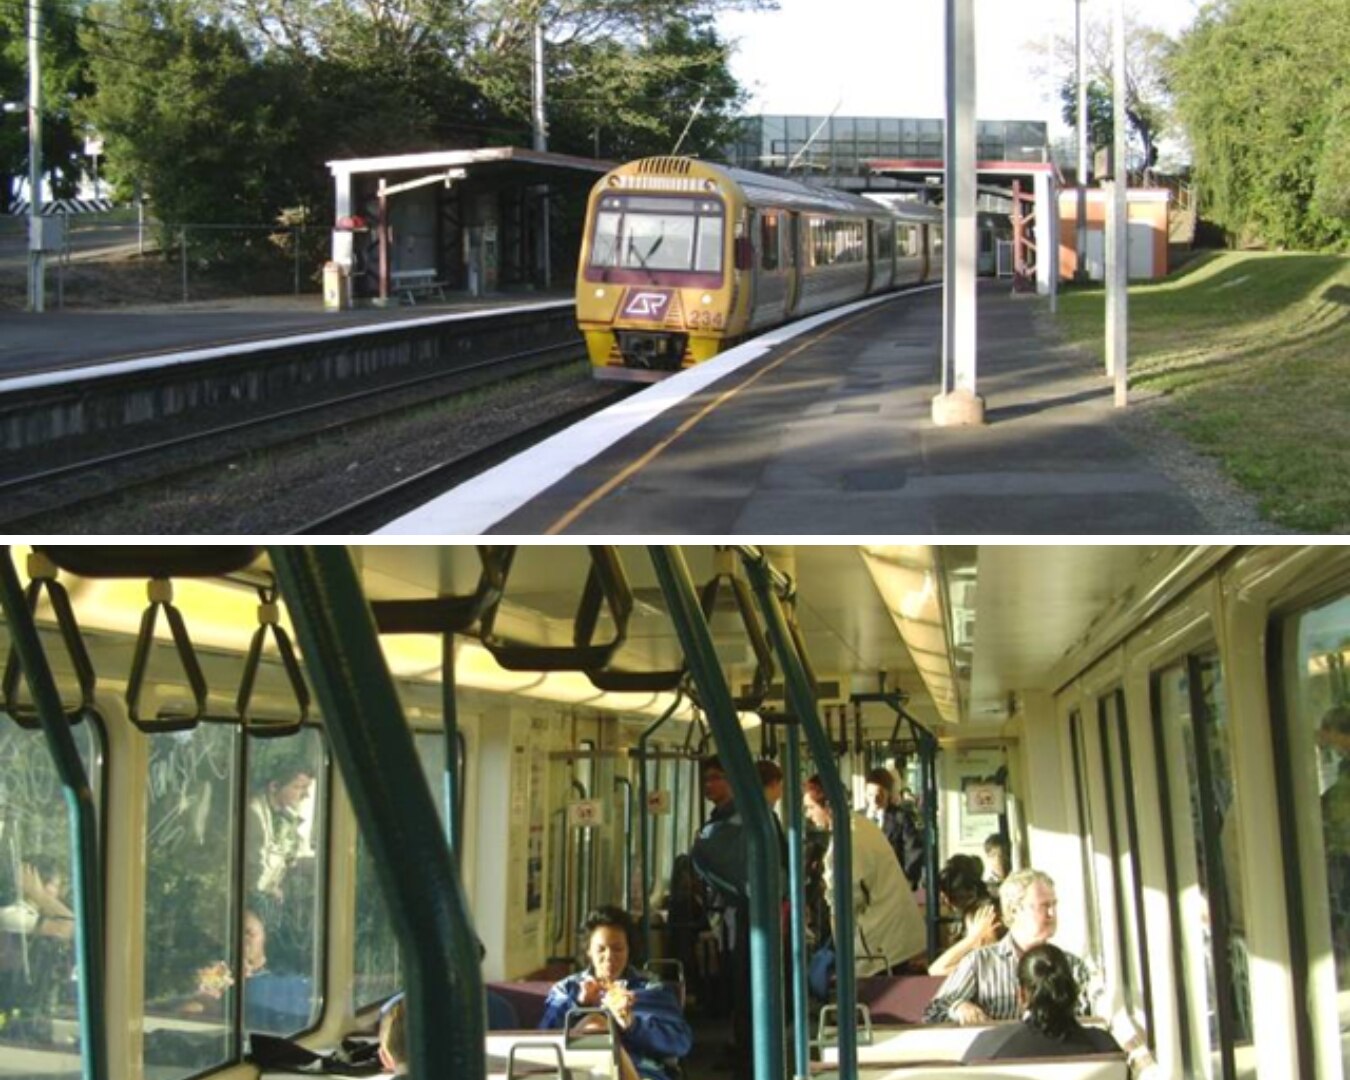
[749,209,789,331]
[784,213,801,317]
[545,741,634,965]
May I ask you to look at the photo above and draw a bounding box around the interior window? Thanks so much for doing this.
[1153,655,1254,1080]
[1068,710,1104,963]
[354,731,449,1011]
[0,714,104,1080]
[1278,593,1350,1076]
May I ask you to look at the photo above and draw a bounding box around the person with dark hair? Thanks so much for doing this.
[246,751,316,904]
[539,906,692,1080]
[929,855,1003,978]
[962,943,1122,1061]
[983,833,1011,888]
[861,768,925,889]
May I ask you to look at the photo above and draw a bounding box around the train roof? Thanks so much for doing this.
[605,157,942,224]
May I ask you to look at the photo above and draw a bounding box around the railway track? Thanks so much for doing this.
[295,391,630,534]
[0,340,587,530]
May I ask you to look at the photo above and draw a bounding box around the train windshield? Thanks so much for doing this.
[589,194,724,274]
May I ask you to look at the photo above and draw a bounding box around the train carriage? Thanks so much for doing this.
[575,159,943,382]
[0,544,1347,1080]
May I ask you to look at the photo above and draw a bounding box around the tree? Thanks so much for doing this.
[0,0,95,205]
[1029,8,1173,177]
[1168,0,1350,249]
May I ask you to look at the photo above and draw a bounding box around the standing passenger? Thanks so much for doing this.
[803,775,926,977]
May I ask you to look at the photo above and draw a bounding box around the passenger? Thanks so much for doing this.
[860,767,909,872]
[187,909,312,1032]
[961,943,1121,1061]
[983,833,1011,889]
[923,868,1094,1025]
[803,775,926,978]
[539,906,692,1080]
[0,857,76,1042]
[928,857,1004,977]
[1319,704,1350,983]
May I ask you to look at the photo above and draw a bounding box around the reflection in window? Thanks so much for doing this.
[142,722,240,1080]
[1068,711,1103,964]
[1283,593,1350,1076]
[354,732,448,1012]
[1154,655,1253,1080]
[0,715,103,1079]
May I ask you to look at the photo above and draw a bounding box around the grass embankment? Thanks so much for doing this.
[1054,251,1350,532]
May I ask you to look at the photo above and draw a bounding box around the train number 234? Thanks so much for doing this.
[686,309,725,330]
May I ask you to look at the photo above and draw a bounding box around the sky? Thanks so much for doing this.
[716,0,1204,129]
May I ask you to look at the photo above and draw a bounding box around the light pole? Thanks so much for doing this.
[27,0,46,312]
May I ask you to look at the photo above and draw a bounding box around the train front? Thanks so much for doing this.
[576,159,737,382]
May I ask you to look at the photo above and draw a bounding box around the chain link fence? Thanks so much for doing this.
[0,213,332,310]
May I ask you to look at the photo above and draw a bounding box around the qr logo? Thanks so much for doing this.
[622,290,672,320]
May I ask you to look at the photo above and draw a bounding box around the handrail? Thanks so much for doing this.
[2,550,95,726]
[697,561,775,709]
[0,547,108,1080]
[615,775,634,911]
[269,546,484,1080]
[505,1041,566,1080]
[741,546,858,1080]
[126,578,209,732]
[636,689,684,958]
[649,546,785,1080]
[783,715,811,1079]
[235,583,309,738]
[481,547,634,672]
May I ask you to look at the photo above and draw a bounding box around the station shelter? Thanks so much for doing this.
[1056,187,1171,281]
[326,147,611,304]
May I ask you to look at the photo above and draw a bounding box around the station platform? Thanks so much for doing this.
[0,291,573,380]
[381,283,1219,535]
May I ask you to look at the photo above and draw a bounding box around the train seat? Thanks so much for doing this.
[815,1055,1129,1080]
[854,973,947,1025]
[486,980,556,1029]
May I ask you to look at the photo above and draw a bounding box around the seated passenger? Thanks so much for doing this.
[928,855,1004,977]
[539,906,692,1080]
[924,869,1094,1025]
[962,943,1121,1061]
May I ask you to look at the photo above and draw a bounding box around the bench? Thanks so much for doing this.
[390,267,447,305]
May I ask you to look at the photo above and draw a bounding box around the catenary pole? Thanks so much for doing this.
[27,0,44,312]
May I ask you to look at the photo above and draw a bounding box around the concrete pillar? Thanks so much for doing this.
[1034,169,1058,297]
[932,0,984,427]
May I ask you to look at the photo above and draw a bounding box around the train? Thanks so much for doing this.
[0,543,1346,1080]
[574,158,944,382]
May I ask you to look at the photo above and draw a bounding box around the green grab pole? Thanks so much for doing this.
[443,634,461,862]
[270,547,484,1080]
[637,690,683,959]
[649,547,785,1080]
[784,719,810,1080]
[740,548,858,1080]
[0,549,108,1080]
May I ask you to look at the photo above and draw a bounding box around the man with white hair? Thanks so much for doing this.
[923,868,1094,1025]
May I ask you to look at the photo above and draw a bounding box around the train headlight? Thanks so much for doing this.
[701,293,712,305]
[595,288,606,298]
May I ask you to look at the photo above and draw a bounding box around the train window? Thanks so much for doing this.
[587,195,724,276]
[1067,710,1104,964]
[142,721,242,1078]
[1097,690,1154,1040]
[353,730,448,1011]
[1273,592,1350,1077]
[1153,654,1255,1080]
[0,713,104,1079]
[760,214,780,271]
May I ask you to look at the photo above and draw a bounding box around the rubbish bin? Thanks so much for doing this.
[322,261,349,311]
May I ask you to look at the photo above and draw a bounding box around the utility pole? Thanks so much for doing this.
[1075,0,1089,281]
[1105,0,1129,406]
[532,18,551,290]
[27,0,44,313]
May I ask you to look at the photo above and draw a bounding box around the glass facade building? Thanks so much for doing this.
[724,116,1049,178]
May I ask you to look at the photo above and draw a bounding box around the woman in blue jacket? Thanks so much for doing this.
[540,906,692,1080]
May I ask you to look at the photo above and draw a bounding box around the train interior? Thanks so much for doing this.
[0,544,1347,1080]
